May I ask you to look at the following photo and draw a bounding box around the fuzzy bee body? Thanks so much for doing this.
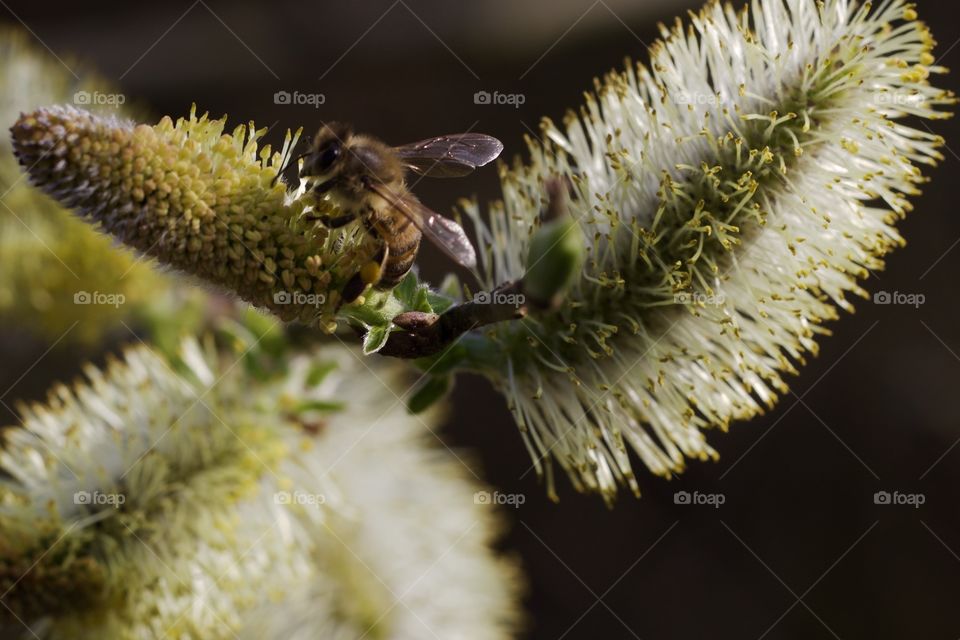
[293,122,502,304]
[364,208,420,288]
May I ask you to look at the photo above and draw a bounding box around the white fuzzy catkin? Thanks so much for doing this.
[0,340,521,639]
[463,0,954,501]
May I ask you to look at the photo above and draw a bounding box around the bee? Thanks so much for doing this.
[292,122,503,303]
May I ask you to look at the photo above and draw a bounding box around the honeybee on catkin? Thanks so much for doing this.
[288,122,503,303]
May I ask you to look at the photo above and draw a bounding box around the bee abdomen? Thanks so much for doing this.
[379,236,421,288]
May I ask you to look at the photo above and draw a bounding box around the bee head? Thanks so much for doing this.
[302,122,353,180]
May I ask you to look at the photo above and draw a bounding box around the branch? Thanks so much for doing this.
[378,281,527,358]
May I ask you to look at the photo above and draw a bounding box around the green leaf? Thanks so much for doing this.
[342,288,404,328]
[426,291,455,314]
[427,273,460,314]
[386,270,457,315]
[407,375,453,414]
[239,307,286,356]
[305,361,338,387]
[213,319,275,381]
[392,271,420,307]
[343,271,461,358]
[413,285,434,313]
[362,324,391,355]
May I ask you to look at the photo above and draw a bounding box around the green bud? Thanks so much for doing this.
[523,215,585,309]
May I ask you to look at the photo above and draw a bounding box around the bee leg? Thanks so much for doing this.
[306,213,357,228]
[340,274,366,306]
[340,244,389,306]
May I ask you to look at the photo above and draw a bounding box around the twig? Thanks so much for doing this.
[378,281,527,358]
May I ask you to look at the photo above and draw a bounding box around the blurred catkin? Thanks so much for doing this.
[0,335,523,639]
[0,28,167,346]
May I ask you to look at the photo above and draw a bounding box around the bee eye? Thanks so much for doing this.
[316,143,341,172]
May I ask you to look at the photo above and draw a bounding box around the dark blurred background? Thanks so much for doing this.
[2,0,960,637]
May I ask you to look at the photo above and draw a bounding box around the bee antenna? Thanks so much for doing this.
[271,150,310,188]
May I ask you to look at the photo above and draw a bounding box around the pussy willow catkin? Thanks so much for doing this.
[0,340,522,639]
[461,0,953,501]
[11,106,376,331]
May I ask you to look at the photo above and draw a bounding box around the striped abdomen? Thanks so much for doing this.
[367,208,422,288]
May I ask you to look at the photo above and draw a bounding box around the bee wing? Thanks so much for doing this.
[367,181,477,269]
[394,133,503,178]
